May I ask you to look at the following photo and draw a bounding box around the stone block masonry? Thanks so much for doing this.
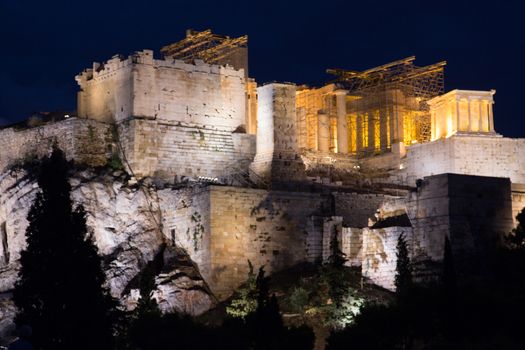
[250,83,306,185]
[342,227,363,267]
[333,192,395,228]
[209,186,333,298]
[362,173,515,290]
[362,226,414,290]
[117,118,255,180]
[77,50,247,131]
[0,118,114,172]
[158,186,212,281]
[176,186,332,299]
[398,134,525,186]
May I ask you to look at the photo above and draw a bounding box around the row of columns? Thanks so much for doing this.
[430,90,496,140]
[317,90,349,153]
[455,98,495,133]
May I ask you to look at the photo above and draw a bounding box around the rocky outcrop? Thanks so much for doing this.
[0,168,214,337]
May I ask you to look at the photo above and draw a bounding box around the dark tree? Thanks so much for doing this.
[124,262,163,350]
[246,266,285,350]
[13,148,116,350]
[326,304,404,350]
[321,228,348,304]
[507,208,525,248]
[327,228,346,268]
[395,233,412,299]
[135,262,161,318]
[442,236,456,296]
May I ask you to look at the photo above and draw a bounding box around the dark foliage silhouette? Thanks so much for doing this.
[13,148,116,350]
[394,233,412,300]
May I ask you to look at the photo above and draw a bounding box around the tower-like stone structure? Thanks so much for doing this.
[249,83,305,185]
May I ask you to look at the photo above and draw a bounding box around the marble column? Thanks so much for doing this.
[467,99,472,132]
[456,98,461,133]
[318,111,330,152]
[489,102,495,132]
[478,99,483,132]
[334,90,349,154]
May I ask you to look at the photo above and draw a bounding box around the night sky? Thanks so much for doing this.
[1,0,524,137]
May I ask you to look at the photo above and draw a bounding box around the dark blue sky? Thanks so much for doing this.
[1,0,524,136]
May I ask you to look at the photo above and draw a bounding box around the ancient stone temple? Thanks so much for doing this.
[1,29,524,333]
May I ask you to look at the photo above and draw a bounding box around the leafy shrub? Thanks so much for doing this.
[226,261,258,320]
[289,287,310,313]
[109,152,124,171]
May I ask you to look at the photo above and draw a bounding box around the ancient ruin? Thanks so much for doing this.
[1,29,524,333]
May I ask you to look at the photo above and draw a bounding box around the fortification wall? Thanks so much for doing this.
[363,173,514,290]
[158,186,212,281]
[398,134,525,186]
[362,226,413,290]
[250,83,305,184]
[76,55,133,123]
[341,227,363,267]
[0,118,113,172]
[118,119,255,180]
[207,186,330,299]
[334,192,395,228]
[77,50,246,131]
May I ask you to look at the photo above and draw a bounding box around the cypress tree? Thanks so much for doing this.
[507,208,525,248]
[328,228,347,268]
[395,233,412,298]
[13,148,116,350]
[126,262,163,350]
[247,266,284,350]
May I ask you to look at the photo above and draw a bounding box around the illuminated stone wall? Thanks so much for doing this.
[157,184,401,298]
[0,118,113,172]
[250,83,305,184]
[158,186,212,280]
[176,186,330,299]
[208,186,331,298]
[77,50,247,131]
[398,134,525,186]
[341,227,363,267]
[115,118,255,180]
[362,226,413,290]
[76,50,255,180]
[363,173,514,290]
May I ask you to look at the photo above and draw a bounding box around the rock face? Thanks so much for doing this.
[0,168,214,338]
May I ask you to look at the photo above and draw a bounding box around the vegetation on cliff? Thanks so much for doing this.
[13,148,117,350]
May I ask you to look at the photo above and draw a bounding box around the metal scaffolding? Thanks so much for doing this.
[161,29,248,73]
[327,56,445,152]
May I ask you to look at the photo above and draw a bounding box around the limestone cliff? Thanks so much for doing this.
[0,168,214,337]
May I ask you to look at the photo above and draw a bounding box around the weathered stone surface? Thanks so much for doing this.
[123,247,214,316]
[362,173,515,291]
[0,119,113,174]
[0,169,214,336]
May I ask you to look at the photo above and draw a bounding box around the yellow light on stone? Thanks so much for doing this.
[446,115,453,138]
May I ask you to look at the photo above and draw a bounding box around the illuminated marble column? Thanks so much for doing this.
[488,101,495,132]
[455,98,461,133]
[334,90,349,154]
[356,114,363,151]
[318,110,330,152]
[467,99,472,132]
[478,99,483,132]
